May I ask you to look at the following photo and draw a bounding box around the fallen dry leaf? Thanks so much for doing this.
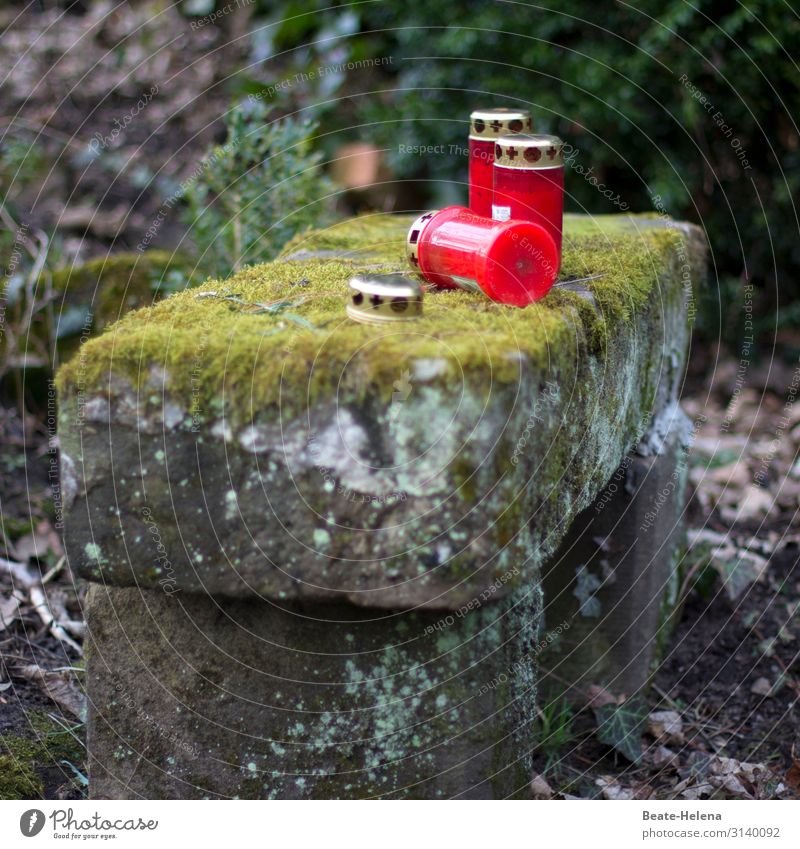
[651,745,680,771]
[0,591,24,632]
[16,664,85,719]
[686,528,729,549]
[709,756,760,798]
[691,435,748,457]
[711,546,769,602]
[675,752,783,800]
[709,460,751,488]
[724,484,774,522]
[784,746,800,793]
[585,683,617,709]
[13,520,63,563]
[750,676,773,697]
[530,773,554,800]
[647,710,685,746]
[595,776,634,800]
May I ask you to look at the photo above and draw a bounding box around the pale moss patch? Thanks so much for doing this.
[279,213,414,264]
[56,214,687,426]
[50,250,199,329]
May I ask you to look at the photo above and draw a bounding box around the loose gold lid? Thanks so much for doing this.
[469,108,532,140]
[494,134,564,168]
[346,273,423,324]
[405,210,440,273]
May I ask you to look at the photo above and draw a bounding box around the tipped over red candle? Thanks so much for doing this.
[407,206,558,307]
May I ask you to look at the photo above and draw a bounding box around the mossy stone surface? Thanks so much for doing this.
[84,583,540,799]
[1,250,198,370]
[57,213,705,607]
[56,214,703,419]
[0,752,44,800]
[50,250,199,332]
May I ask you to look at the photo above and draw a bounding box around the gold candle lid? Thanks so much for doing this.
[494,134,564,168]
[470,108,533,140]
[405,210,440,273]
[346,273,423,324]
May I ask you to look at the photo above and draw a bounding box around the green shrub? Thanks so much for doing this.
[182,101,334,279]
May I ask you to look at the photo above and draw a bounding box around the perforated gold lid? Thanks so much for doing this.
[346,273,423,324]
[469,108,532,140]
[494,134,563,168]
[405,210,440,273]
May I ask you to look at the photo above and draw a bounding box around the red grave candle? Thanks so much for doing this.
[406,206,558,307]
[493,134,564,273]
[469,108,532,218]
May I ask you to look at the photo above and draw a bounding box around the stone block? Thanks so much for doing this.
[539,403,692,701]
[84,583,540,799]
[56,213,706,798]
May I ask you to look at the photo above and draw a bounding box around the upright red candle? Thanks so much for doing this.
[493,134,564,272]
[406,206,558,307]
[469,108,532,218]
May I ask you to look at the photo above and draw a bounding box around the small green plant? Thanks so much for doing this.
[593,697,646,764]
[534,698,575,764]
[182,102,334,279]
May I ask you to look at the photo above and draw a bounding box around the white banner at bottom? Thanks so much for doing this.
[0,799,797,848]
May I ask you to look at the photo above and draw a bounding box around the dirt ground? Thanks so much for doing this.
[527,339,800,801]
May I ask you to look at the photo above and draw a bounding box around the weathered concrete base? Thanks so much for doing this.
[84,583,542,799]
[62,215,705,798]
[538,403,691,702]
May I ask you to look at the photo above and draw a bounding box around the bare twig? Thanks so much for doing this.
[44,711,86,750]
[40,556,65,585]
[29,586,83,654]
[1,557,83,653]
[0,556,37,589]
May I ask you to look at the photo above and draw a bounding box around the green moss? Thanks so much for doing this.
[0,710,85,800]
[0,752,44,799]
[27,710,85,762]
[450,455,478,504]
[1,250,200,371]
[0,515,35,541]
[545,288,608,355]
[56,214,691,426]
[279,213,412,264]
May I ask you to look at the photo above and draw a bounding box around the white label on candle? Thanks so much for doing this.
[492,205,511,221]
